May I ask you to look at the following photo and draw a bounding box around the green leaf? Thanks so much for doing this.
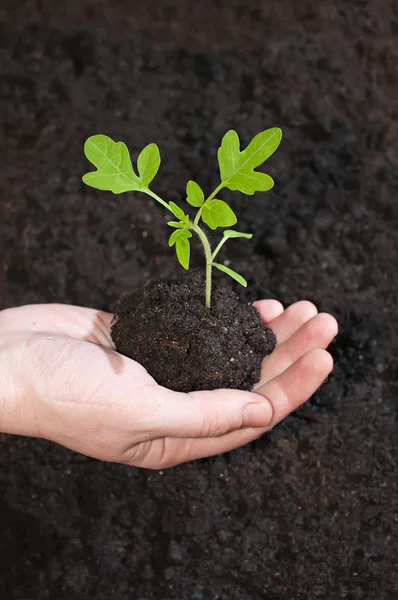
[202,200,237,230]
[186,180,205,207]
[223,230,253,240]
[168,229,192,247]
[245,128,282,164]
[217,130,240,182]
[83,135,143,194]
[176,237,191,270]
[227,171,274,194]
[168,229,191,269]
[217,128,281,195]
[169,201,188,221]
[137,143,161,187]
[212,263,248,287]
[167,221,186,229]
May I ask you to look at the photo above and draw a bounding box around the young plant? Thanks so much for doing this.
[82,128,282,308]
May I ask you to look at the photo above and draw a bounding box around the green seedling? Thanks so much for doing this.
[82,128,282,308]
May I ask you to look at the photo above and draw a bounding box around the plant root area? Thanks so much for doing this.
[112,271,276,392]
[0,1,397,599]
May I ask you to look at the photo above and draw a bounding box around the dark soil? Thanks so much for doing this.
[111,271,276,392]
[0,1,397,599]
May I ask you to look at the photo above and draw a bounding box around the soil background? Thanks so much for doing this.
[0,1,397,598]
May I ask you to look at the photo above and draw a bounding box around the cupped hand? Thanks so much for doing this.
[0,300,337,469]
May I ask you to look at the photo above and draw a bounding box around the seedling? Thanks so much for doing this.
[82,128,282,308]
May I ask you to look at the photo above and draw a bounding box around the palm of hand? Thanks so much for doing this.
[0,300,337,469]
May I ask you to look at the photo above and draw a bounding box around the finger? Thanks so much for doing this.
[81,308,115,347]
[123,427,264,469]
[56,305,115,347]
[63,306,114,347]
[252,299,284,324]
[254,313,338,388]
[268,300,318,344]
[255,348,333,428]
[135,385,273,440]
[0,304,115,347]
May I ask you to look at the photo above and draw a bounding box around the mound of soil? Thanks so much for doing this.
[111,271,276,392]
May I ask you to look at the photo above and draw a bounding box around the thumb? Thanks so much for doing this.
[139,385,273,439]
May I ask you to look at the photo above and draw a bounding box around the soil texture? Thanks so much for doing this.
[111,271,276,392]
[0,1,397,599]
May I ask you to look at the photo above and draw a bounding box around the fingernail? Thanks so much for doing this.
[242,402,272,428]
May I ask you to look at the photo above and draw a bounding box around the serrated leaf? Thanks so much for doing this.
[137,143,161,187]
[83,134,143,194]
[212,263,248,287]
[176,237,191,270]
[186,180,205,207]
[168,229,192,247]
[167,221,186,229]
[169,201,188,221]
[217,128,281,195]
[223,230,253,240]
[202,200,237,230]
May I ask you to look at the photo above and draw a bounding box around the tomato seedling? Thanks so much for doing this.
[82,128,282,307]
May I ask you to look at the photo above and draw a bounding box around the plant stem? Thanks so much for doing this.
[192,224,213,308]
[146,188,214,307]
[211,237,227,261]
[194,182,224,227]
[146,189,174,212]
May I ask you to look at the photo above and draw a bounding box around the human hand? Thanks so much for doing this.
[0,300,337,469]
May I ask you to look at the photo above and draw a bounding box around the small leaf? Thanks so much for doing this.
[212,263,248,287]
[217,130,240,182]
[169,201,188,221]
[227,172,274,194]
[202,200,237,230]
[217,128,281,195]
[83,134,143,194]
[245,128,282,166]
[167,221,186,229]
[223,230,253,240]
[137,143,161,187]
[168,229,192,268]
[186,180,205,207]
[168,229,192,247]
[176,237,190,270]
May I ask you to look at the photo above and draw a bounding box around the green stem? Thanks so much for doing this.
[194,182,224,227]
[146,188,214,307]
[146,189,174,212]
[192,224,213,308]
[211,237,227,261]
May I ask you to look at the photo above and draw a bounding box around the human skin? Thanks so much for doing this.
[0,300,337,469]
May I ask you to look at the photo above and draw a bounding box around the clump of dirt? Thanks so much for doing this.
[111,271,276,392]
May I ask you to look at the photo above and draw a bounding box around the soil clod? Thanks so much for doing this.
[111,271,276,392]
